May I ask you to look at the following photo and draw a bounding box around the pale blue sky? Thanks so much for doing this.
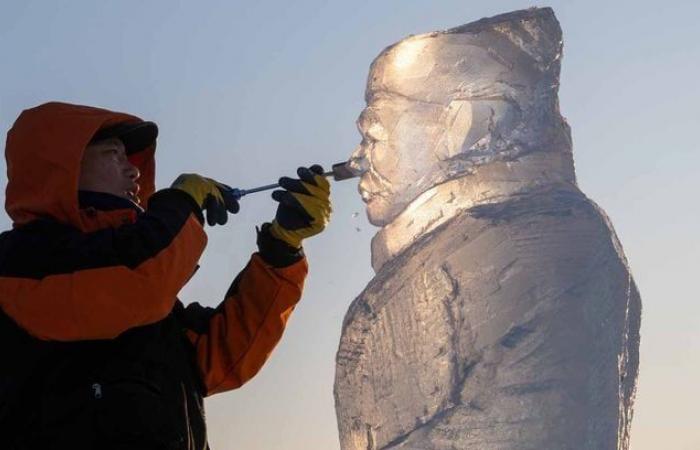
[1,1,698,449]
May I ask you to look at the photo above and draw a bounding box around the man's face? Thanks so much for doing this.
[78,138,140,201]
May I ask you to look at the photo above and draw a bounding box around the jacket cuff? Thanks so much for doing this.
[149,188,204,225]
[256,222,304,268]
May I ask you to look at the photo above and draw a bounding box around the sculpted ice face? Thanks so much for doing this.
[350,9,572,226]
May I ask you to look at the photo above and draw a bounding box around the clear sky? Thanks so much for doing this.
[1,1,698,449]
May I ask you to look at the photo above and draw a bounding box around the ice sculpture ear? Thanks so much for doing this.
[435,98,522,165]
[435,100,473,160]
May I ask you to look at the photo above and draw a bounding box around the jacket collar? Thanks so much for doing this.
[77,191,142,232]
[78,191,143,213]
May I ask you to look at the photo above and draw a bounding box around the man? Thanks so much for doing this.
[0,101,331,449]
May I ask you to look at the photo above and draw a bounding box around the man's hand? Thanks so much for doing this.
[171,174,240,226]
[269,165,332,248]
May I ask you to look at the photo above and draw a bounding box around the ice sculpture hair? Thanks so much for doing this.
[351,7,575,226]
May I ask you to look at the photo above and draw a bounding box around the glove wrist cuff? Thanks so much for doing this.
[257,223,304,268]
[269,221,303,249]
[152,188,205,225]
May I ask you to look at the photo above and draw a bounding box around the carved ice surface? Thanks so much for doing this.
[335,7,640,450]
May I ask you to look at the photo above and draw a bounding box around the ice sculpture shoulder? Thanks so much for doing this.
[335,7,641,450]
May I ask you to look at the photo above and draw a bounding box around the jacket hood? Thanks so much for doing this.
[4,102,157,229]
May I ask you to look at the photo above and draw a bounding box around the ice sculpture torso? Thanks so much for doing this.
[335,8,640,450]
[336,183,640,449]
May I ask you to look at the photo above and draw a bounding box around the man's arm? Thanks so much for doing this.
[0,189,207,341]
[176,225,308,396]
[176,165,329,395]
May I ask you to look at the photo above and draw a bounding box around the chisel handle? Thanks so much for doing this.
[229,161,357,201]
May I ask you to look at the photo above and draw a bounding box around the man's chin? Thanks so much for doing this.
[125,191,140,203]
[125,183,140,202]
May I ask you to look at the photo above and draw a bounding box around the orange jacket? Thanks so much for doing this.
[0,101,308,397]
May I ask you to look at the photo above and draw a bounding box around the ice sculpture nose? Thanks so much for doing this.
[348,144,369,175]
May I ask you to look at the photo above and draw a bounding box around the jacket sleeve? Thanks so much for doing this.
[0,189,207,341]
[178,251,308,396]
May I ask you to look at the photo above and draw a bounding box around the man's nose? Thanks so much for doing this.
[125,162,140,180]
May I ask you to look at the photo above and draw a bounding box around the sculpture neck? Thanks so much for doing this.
[370,152,577,272]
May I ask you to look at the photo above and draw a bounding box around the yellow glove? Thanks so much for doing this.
[171,174,240,226]
[269,165,331,248]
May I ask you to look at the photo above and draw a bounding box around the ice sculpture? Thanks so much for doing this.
[335,7,641,450]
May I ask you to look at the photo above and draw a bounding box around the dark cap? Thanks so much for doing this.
[90,121,158,154]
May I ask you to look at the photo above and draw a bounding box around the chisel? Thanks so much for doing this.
[228,161,357,201]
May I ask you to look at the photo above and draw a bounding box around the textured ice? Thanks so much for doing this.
[335,7,641,450]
